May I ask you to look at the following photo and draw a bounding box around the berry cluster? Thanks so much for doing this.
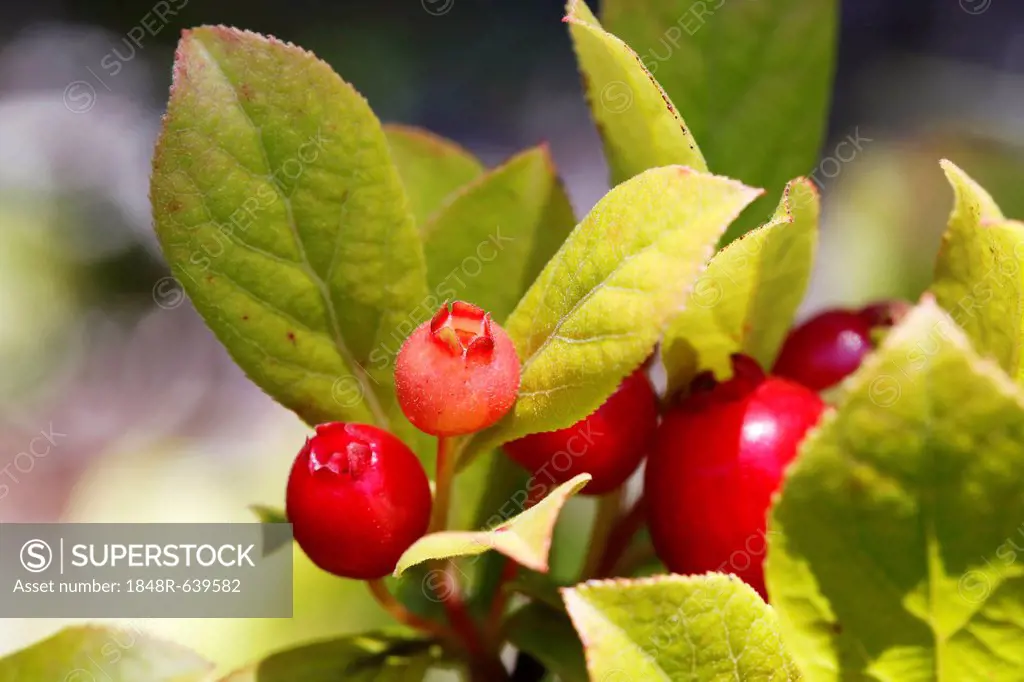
[285,299,900,598]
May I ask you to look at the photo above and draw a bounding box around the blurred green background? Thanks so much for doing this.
[0,0,1022,673]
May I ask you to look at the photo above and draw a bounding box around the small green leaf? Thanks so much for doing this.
[566,0,707,186]
[506,603,588,682]
[562,574,800,681]
[151,27,430,460]
[0,626,212,681]
[249,504,288,524]
[218,631,443,681]
[930,159,1024,384]
[662,177,819,394]
[383,124,484,227]
[394,474,591,576]
[465,165,760,457]
[766,298,1024,681]
[603,0,837,242]
[422,145,576,322]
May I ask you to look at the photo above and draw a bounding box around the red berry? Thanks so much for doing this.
[396,301,520,436]
[503,370,658,496]
[286,422,432,580]
[772,302,902,392]
[645,360,824,599]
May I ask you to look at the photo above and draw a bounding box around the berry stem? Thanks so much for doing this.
[432,561,509,681]
[365,578,459,650]
[429,437,457,533]
[484,558,520,645]
[610,542,657,578]
[580,487,624,579]
[595,495,649,577]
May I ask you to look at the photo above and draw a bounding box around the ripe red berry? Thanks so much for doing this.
[503,370,657,496]
[396,301,520,436]
[772,301,903,392]
[645,359,824,599]
[286,422,432,580]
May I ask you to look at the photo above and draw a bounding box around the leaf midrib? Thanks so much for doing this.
[192,37,389,427]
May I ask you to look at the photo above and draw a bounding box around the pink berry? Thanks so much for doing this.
[503,370,657,496]
[772,301,903,392]
[396,301,520,436]
[645,358,824,599]
[286,422,432,580]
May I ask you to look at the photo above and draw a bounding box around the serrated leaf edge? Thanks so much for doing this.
[563,0,707,171]
[561,572,771,680]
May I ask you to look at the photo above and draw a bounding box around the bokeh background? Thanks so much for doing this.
[0,0,1022,671]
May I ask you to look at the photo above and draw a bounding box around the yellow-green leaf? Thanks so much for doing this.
[562,574,800,681]
[766,298,1024,681]
[662,177,819,394]
[0,626,212,681]
[465,166,760,458]
[151,27,431,460]
[393,474,591,576]
[566,0,706,186]
[383,124,484,227]
[930,159,1024,384]
[422,145,576,322]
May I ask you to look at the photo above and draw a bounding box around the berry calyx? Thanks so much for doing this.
[772,301,904,392]
[645,357,824,599]
[286,422,432,580]
[396,301,520,436]
[503,370,658,496]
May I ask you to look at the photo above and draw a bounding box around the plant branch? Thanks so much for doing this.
[429,436,457,533]
[581,487,624,579]
[595,495,649,577]
[432,561,509,681]
[485,558,520,645]
[366,578,459,649]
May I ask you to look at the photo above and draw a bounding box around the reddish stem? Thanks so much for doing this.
[485,558,520,643]
[595,495,649,578]
[366,579,459,650]
[433,561,508,680]
[429,437,457,533]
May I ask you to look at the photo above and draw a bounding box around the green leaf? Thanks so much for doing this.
[394,474,591,576]
[562,574,800,680]
[151,27,431,460]
[566,0,707,186]
[383,124,484,227]
[422,145,576,322]
[505,569,567,611]
[930,159,1024,384]
[662,177,819,394]
[0,626,212,681]
[249,504,288,524]
[766,298,1024,681]
[219,631,443,681]
[464,165,760,458]
[603,0,837,242]
[506,603,588,682]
